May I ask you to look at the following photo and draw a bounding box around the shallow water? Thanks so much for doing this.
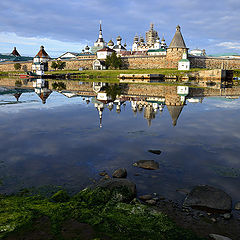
[0,80,240,205]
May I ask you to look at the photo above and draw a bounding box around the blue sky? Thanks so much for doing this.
[0,0,240,57]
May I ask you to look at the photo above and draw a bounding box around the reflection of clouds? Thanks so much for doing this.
[202,97,240,110]
[0,92,87,114]
[0,94,240,200]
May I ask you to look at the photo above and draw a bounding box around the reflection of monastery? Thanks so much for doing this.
[1,78,240,127]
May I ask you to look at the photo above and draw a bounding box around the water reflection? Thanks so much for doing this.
[0,78,240,202]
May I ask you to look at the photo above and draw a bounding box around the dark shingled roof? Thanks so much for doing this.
[97,47,115,52]
[169,25,187,49]
[11,47,21,57]
[167,105,184,126]
[35,46,50,58]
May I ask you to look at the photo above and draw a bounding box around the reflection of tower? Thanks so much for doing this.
[144,104,155,127]
[108,102,114,111]
[94,101,105,128]
[86,98,90,104]
[13,93,22,102]
[159,104,164,112]
[131,101,137,113]
[138,103,143,113]
[93,82,107,93]
[167,105,184,127]
[34,79,52,104]
[116,103,121,114]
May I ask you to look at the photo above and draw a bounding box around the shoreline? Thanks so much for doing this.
[1,169,240,240]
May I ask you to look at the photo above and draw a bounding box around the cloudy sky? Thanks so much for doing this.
[0,0,240,57]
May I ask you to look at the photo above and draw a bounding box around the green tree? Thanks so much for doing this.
[51,61,58,70]
[105,84,122,101]
[105,52,122,69]
[57,61,66,70]
[14,63,21,70]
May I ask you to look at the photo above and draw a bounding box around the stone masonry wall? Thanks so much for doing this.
[189,56,240,70]
[2,53,240,72]
[0,62,32,72]
[0,58,95,72]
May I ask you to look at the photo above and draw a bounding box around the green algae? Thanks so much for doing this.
[0,187,205,240]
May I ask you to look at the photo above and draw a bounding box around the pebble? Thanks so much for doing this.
[99,171,108,176]
[158,196,165,200]
[234,201,240,210]
[145,199,157,205]
[222,213,232,220]
[139,195,153,201]
[210,217,217,223]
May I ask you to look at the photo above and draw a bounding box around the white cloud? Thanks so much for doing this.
[216,41,240,50]
[0,32,90,57]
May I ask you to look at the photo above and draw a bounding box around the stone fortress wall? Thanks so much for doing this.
[1,54,240,72]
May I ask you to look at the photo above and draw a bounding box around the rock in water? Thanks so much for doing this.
[133,160,159,170]
[112,168,127,178]
[234,201,240,210]
[209,234,232,240]
[139,195,153,201]
[90,178,136,201]
[183,185,232,211]
[148,150,162,155]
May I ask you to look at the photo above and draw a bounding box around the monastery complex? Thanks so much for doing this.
[1,22,240,72]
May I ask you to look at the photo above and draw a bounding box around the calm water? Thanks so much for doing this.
[0,80,240,204]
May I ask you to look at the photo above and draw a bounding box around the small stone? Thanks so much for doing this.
[152,197,159,201]
[234,201,240,210]
[112,168,127,178]
[133,160,159,170]
[145,199,156,205]
[158,196,165,200]
[209,234,232,240]
[199,213,204,217]
[210,217,217,223]
[139,195,152,201]
[104,175,111,180]
[176,188,190,195]
[148,150,162,155]
[223,213,232,220]
[99,171,108,176]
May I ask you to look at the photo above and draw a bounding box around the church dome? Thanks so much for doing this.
[116,36,122,41]
[108,39,114,46]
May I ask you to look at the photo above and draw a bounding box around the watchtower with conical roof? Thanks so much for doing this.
[166,25,188,67]
[11,47,21,57]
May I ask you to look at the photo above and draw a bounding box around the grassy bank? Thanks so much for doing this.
[45,68,205,79]
[0,187,204,240]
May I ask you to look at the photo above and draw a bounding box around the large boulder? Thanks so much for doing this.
[183,185,232,212]
[133,160,159,170]
[89,178,136,201]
